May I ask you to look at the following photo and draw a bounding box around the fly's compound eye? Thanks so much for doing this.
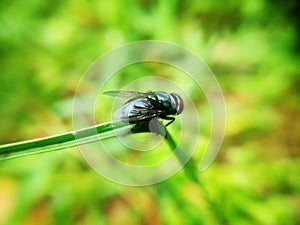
[170,93,184,115]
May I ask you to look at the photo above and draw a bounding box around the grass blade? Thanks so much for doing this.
[0,121,132,160]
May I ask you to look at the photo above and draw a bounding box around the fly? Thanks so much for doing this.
[103,91,184,129]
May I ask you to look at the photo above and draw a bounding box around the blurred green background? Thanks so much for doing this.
[0,0,299,224]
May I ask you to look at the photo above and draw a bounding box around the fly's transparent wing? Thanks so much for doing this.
[112,98,162,123]
[103,91,148,99]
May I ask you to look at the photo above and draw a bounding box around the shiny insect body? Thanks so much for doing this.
[103,91,184,127]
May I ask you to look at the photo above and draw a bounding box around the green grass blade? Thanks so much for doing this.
[164,129,227,224]
[0,121,132,160]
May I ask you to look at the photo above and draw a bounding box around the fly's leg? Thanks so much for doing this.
[164,117,175,127]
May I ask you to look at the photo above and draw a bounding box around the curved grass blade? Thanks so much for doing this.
[0,121,133,160]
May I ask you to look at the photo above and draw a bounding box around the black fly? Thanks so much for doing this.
[103,91,184,130]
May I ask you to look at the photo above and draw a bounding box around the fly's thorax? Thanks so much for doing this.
[153,92,173,112]
[147,93,157,102]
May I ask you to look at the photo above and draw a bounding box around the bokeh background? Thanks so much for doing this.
[0,0,299,224]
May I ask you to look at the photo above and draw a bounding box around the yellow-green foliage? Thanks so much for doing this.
[0,0,299,224]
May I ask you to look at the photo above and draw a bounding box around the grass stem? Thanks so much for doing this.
[0,121,132,160]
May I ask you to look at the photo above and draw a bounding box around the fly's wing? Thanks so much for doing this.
[112,98,163,123]
[103,91,149,99]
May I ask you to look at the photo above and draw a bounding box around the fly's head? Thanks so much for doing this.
[170,93,184,115]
